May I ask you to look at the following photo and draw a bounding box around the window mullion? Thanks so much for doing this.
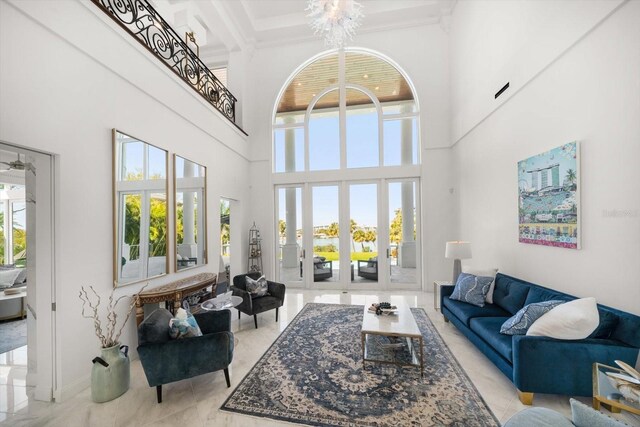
[339,50,346,170]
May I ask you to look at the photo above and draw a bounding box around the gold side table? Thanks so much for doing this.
[433,281,451,311]
[592,362,640,415]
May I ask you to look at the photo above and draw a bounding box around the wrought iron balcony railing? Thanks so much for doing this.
[92,0,242,130]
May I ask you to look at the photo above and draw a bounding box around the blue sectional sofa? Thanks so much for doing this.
[441,273,640,404]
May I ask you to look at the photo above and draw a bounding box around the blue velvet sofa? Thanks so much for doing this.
[441,273,640,404]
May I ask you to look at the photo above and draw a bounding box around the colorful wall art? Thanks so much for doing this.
[518,142,580,249]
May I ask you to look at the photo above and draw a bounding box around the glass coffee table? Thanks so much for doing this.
[592,363,640,415]
[200,295,243,311]
[361,304,424,377]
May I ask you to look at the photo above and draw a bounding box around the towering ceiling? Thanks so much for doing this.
[150,0,456,65]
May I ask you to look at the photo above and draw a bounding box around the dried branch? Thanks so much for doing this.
[79,283,148,348]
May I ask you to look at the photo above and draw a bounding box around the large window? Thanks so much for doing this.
[273,49,421,289]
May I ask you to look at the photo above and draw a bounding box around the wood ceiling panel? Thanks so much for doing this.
[277,53,414,114]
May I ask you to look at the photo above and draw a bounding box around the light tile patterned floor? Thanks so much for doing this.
[1,289,638,426]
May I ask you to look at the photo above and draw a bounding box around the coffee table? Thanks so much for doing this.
[361,304,424,376]
[592,363,640,415]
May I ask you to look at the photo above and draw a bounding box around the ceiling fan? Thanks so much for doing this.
[0,154,36,175]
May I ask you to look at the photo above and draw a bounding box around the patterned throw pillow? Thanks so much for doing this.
[500,300,565,335]
[169,308,203,339]
[246,275,269,298]
[450,273,495,307]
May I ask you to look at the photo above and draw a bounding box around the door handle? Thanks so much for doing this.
[301,249,305,259]
[386,248,390,258]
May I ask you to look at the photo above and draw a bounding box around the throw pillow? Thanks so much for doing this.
[245,275,269,298]
[14,268,27,284]
[450,273,494,307]
[500,300,565,335]
[0,269,21,289]
[527,297,599,340]
[570,398,630,427]
[462,267,498,303]
[169,308,202,339]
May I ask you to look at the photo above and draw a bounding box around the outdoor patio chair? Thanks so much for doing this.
[357,256,378,281]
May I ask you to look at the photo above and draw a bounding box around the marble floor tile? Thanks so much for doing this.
[1,289,638,426]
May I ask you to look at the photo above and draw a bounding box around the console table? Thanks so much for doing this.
[135,272,217,325]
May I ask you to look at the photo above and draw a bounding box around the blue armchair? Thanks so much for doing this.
[137,308,234,403]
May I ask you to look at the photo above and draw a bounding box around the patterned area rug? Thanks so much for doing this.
[0,318,27,354]
[221,303,499,426]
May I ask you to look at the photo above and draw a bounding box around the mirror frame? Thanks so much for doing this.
[112,129,169,287]
[173,154,208,272]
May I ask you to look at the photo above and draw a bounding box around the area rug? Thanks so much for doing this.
[221,303,499,426]
[0,318,27,354]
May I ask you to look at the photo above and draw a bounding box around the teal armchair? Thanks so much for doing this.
[137,308,234,403]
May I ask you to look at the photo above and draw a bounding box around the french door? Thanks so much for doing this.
[275,178,421,289]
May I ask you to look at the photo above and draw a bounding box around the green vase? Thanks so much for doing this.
[91,344,130,403]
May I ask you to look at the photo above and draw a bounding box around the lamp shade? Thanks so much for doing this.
[445,241,472,260]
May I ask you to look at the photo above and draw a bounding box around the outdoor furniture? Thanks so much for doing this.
[232,273,286,328]
[137,308,234,403]
[299,257,333,281]
[357,257,378,281]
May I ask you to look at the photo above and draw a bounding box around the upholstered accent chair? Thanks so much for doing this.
[357,257,378,281]
[137,308,234,403]
[232,273,286,328]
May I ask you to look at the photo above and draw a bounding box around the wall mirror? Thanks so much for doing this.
[174,155,207,271]
[113,130,168,286]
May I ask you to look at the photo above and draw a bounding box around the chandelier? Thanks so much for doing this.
[307,0,364,49]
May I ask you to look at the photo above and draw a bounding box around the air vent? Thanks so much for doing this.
[495,82,510,99]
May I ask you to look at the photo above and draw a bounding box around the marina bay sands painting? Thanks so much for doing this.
[518,142,580,249]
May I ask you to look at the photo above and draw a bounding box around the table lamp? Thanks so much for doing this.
[445,241,472,284]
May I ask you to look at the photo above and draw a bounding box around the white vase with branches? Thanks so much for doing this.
[79,284,146,403]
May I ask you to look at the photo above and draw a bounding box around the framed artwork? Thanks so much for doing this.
[518,142,580,249]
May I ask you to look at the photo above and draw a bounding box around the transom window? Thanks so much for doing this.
[273,49,420,173]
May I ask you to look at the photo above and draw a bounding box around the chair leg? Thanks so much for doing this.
[254,314,258,329]
[224,368,231,388]
[238,310,241,320]
[156,385,162,403]
[276,307,279,322]
[517,390,534,405]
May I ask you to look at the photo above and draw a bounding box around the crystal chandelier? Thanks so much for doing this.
[307,0,364,49]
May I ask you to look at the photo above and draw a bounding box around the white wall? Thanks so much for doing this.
[450,0,625,143]
[451,0,640,315]
[244,24,456,289]
[0,0,251,400]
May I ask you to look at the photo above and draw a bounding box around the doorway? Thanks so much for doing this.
[0,142,55,404]
[275,178,420,290]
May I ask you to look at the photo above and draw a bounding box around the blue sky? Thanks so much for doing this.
[122,140,166,179]
[274,112,418,173]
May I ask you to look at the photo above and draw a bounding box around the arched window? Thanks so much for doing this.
[273,49,421,290]
[273,49,419,172]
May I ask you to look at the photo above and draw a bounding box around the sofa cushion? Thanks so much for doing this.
[492,274,532,315]
[588,309,619,339]
[450,273,494,307]
[138,308,173,345]
[610,311,640,348]
[443,297,510,327]
[501,300,565,335]
[470,317,514,362]
[524,286,572,306]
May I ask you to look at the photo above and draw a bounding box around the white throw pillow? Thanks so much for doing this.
[462,267,498,303]
[0,268,21,288]
[526,297,599,340]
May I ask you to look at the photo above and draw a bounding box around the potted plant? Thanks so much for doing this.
[79,284,145,403]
